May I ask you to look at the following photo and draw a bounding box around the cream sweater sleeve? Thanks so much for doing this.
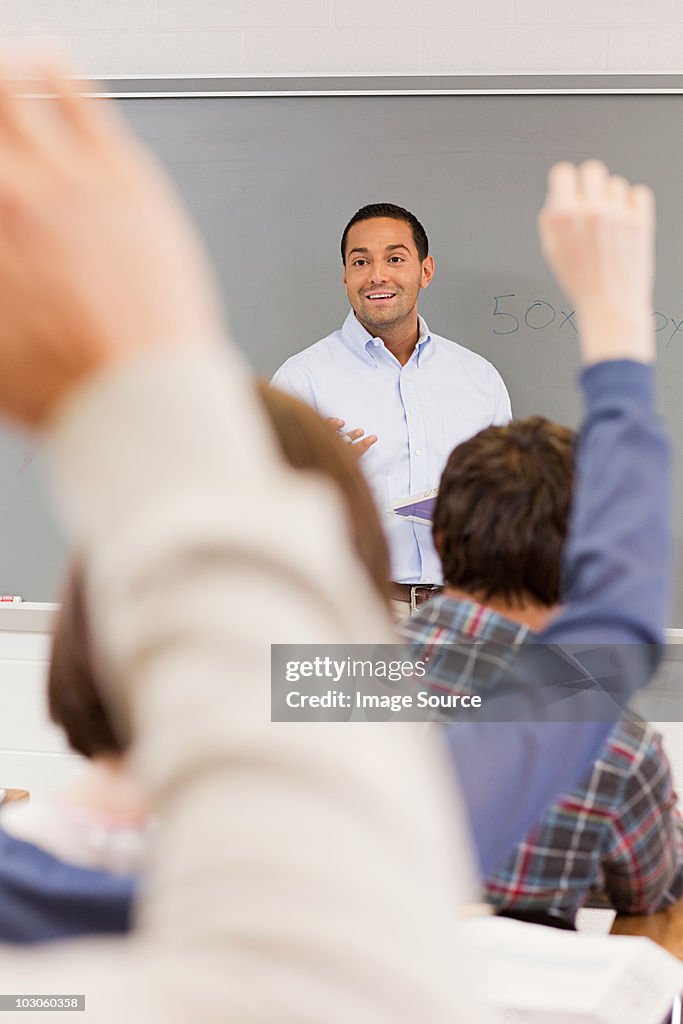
[0,342,488,1023]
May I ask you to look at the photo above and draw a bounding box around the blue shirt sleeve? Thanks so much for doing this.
[0,829,135,943]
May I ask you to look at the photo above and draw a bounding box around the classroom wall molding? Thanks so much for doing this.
[56,73,683,97]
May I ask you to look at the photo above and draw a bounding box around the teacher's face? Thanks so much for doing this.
[342,217,433,335]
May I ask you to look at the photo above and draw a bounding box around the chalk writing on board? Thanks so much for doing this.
[492,294,576,336]
[491,295,683,346]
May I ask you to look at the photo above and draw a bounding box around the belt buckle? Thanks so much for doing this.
[409,585,440,612]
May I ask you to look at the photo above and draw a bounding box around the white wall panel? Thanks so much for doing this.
[606,24,683,70]
[159,0,330,30]
[0,660,67,753]
[515,0,683,26]
[0,0,156,33]
[0,0,680,75]
[0,750,83,796]
[242,27,420,73]
[0,627,78,796]
[419,25,607,73]
[70,30,243,76]
[332,0,513,28]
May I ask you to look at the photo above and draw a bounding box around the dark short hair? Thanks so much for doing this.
[48,569,125,759]
[341,203,429,264]
[433,417,576,607]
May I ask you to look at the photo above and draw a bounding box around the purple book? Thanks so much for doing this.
[389,488,438,526]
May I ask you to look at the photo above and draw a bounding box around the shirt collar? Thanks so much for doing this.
[407,594,529,646]
[415,316,432,365]
[340,310,433,364]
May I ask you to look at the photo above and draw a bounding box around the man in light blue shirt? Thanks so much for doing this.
[271,203,511,602]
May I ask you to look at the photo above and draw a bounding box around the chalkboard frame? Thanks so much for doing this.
[71,73,683,97]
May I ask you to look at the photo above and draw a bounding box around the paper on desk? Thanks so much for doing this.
[462,915,683,1024]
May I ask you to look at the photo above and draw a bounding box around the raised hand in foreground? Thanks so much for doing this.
[538,159,655,366]
[0,64,223,425]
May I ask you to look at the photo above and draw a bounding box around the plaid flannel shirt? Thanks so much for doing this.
[401,594,683,923]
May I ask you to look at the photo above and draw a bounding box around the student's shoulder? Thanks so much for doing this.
[601,717,665,777]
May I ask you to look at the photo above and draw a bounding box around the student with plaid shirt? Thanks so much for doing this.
[401,416,683,928]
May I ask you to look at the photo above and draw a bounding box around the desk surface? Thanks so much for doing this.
[612,899,683,961]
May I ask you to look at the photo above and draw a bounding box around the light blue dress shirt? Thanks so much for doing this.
[271,311,511,583]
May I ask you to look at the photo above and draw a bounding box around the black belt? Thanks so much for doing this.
[391,583,443,611]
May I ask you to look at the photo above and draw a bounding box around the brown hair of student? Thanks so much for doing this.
[258,382,392,605]
[48,569,125,760]
[432,416,576,607]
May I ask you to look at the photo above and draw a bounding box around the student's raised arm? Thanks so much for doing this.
[448,161,671,874]
[539,159,655,367]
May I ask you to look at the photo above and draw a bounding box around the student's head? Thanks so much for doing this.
[433,416,576,609]
[258,382,391,604]
[48,569,125,760]
[340,204,434,336]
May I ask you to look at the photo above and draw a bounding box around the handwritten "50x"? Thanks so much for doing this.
[492,295,683,346]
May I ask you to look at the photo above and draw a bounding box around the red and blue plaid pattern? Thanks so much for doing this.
[401,594,683,922]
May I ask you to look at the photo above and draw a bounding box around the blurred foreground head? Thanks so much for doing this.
[48,569,125,759]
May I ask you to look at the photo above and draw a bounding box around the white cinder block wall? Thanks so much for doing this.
[0,0,682,76]
[1,0,683,808]
[0,628,82,794]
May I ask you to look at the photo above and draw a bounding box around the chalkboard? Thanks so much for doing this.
[5,76,683,615]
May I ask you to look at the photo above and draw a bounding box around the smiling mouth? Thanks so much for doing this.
[366,292,396,301]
